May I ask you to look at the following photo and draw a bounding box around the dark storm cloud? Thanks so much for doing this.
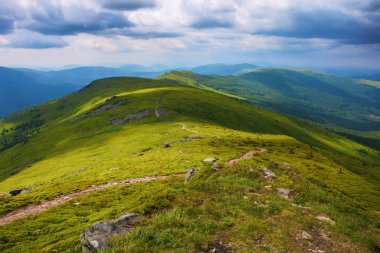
[24,4,134,35]
[98,0,156,10]
[191,18,234,29]
[257,9,380,44]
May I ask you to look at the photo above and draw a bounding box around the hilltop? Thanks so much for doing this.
[0,77,379,252]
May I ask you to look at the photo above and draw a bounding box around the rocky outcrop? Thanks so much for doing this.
[80,213,140,253]
[111,110,151,125]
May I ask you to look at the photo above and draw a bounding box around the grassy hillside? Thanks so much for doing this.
[0,77,379,252]
[159,69,380,149]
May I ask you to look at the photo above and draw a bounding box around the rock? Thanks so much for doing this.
[9,187,31,196]
[277,188,291,199]
[203,157,216,163]
[111,110,150,125]
[80,213,140,253]
[316,215,335,225]
[300,230,312,239]
[184,167,196,183]
[262,168,276,179]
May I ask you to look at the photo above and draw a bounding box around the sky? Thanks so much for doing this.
[0,0,379,69]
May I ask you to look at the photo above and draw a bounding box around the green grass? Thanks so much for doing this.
[0,77,379,252]
[0,134,378,252]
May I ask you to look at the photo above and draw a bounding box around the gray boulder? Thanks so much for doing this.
[184,167,196,183]
[80,213,140,253]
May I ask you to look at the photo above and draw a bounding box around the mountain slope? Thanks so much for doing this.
[0,77,379,252]
[159,69,380,148]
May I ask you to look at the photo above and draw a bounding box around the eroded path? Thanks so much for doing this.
[0,174,185,226]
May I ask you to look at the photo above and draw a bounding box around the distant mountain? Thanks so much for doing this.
[0,67,78,117]
[191,63,257,75]
[0,65,170,117]
[320,67,380,81]
[159,68,380,148]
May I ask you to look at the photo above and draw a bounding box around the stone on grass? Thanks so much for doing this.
[80,213,140,253]
[277,188,291,199]
[184,167,196,183]
[316,215,335,225]
[262,168,276,179]
[300,230,312,240]
[203,157,216,163]
[9,187,31,196]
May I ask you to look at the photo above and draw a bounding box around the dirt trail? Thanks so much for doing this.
[0,174,184,226]
[0,138,266,226]
[179,123,221,138]
[227,148,267,165]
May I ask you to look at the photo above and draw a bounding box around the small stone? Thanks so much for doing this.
[316,215,335,225]
[203,157,216,163]
[9,187,31,196]
[277,188,291,199]
[243,196,248,200]
[184,167,196,183]
[262,168,276,179]
[300,230,312,239]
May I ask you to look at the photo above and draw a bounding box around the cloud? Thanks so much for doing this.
[0,16,15,34]
[191,18,234,29]
[6,30,68,49]
[116,30,182,39]
[256,9,380,44]
[0,1,25,34]
[98,0,156,10]
[24,2,134,35]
